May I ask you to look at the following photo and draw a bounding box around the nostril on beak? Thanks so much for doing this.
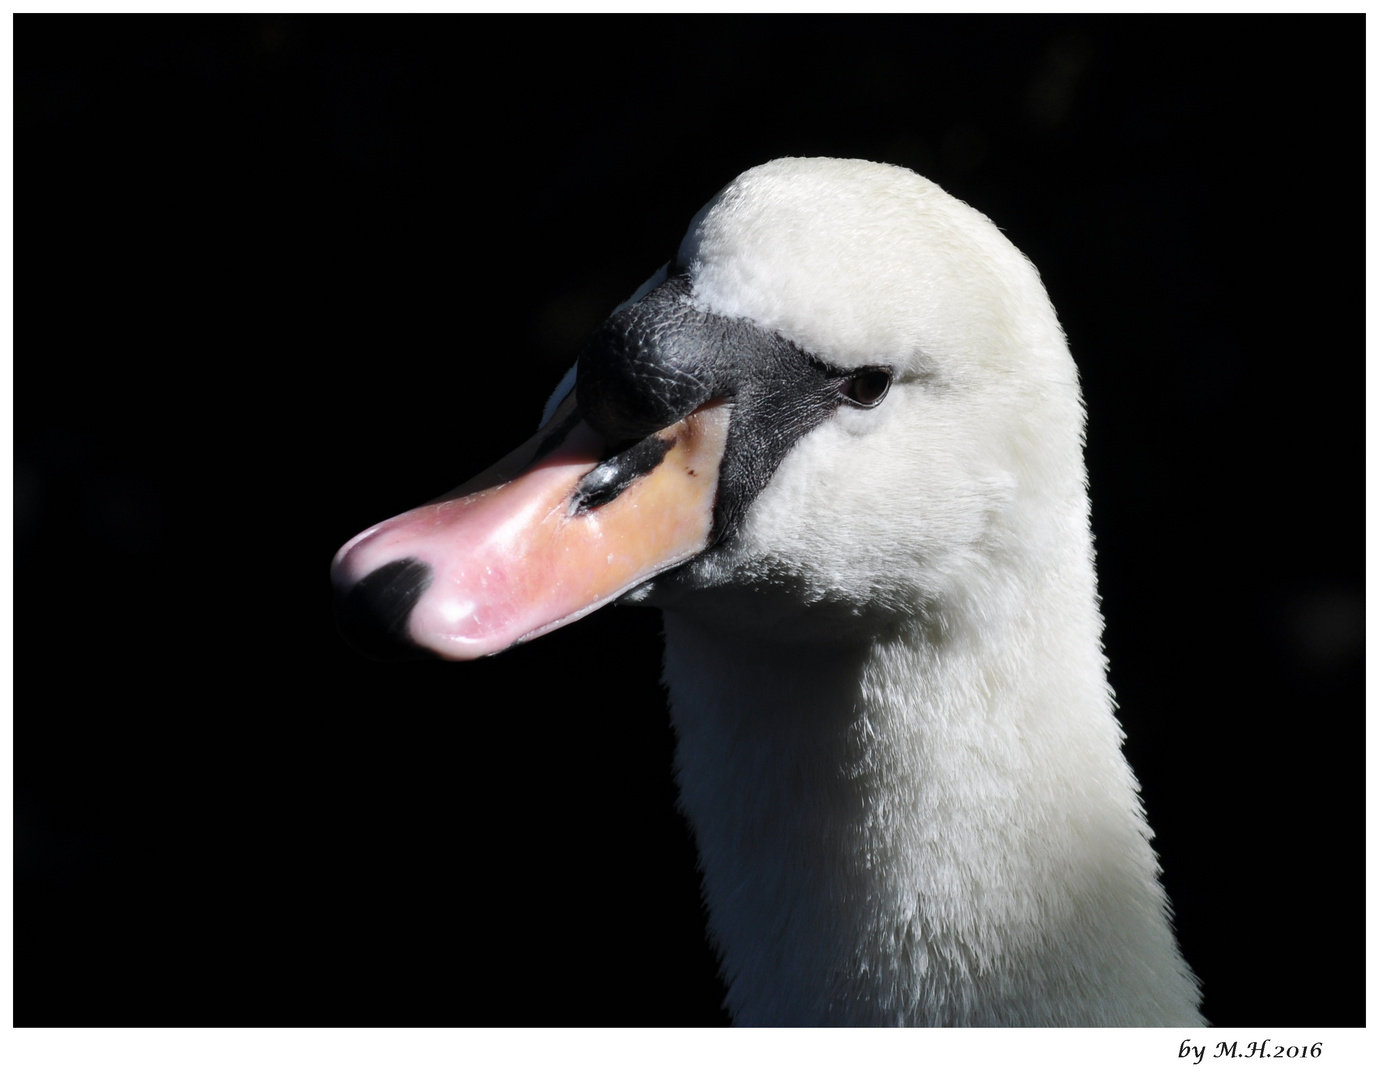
[333,557,434,663]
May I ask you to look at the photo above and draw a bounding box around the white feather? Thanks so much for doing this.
[623,158,1203,1026]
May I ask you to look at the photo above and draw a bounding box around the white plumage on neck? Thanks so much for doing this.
[663,568,1200,1025]
[644,158,1203,1025]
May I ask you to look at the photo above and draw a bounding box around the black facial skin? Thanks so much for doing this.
[334,273,892,663]
[575,273,885,546]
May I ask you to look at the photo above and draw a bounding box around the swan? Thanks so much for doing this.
[331,157,1204,1026]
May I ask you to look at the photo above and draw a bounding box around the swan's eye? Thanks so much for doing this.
[841,368,891,408]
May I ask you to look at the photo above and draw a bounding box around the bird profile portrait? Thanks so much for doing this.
[332,158,1203,1026]
[18,21,1358,1050]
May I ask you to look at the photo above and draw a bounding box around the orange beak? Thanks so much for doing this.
[331,393,730,660]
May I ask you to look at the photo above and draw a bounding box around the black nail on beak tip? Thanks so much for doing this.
[333,557,434,663]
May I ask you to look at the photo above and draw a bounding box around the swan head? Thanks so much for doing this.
[332,157,1089,658]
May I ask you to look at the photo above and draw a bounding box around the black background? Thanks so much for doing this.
[16,16,1363,1027]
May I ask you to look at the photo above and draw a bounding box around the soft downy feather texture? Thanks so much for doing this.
[624,159,1204,1025]
[342,157,1205,1026]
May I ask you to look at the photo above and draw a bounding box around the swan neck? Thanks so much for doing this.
[661,609,1203,1026]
